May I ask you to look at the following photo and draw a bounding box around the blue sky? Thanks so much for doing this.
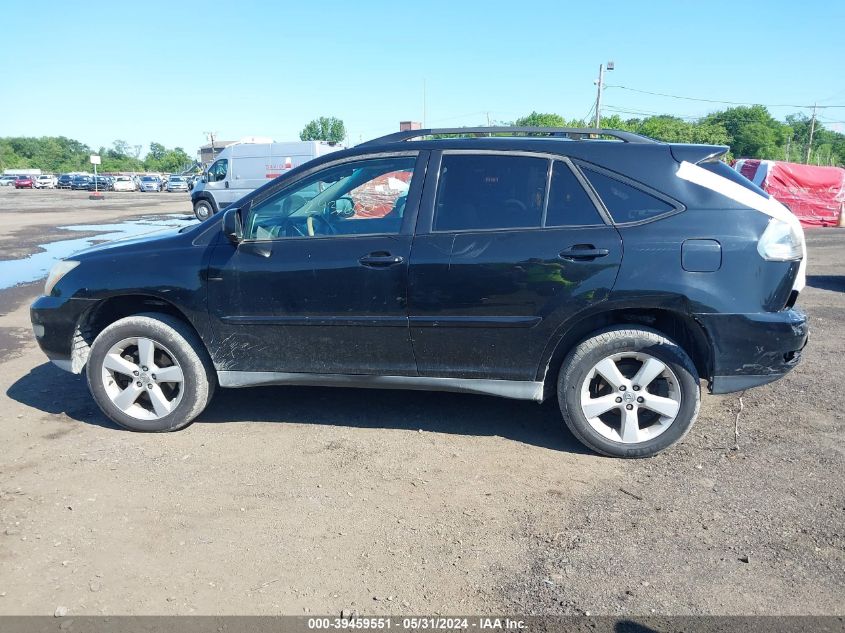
[2,0,844,157]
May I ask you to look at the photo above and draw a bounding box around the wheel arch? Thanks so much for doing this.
[69,294,209,374]
[538,305,713,398]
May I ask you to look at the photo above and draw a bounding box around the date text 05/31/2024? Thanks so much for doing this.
[307,617,526,630]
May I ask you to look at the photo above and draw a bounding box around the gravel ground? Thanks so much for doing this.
[0,191,841,617]
[0,188,193,260]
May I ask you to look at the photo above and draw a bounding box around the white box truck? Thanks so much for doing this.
[190,140,344,220]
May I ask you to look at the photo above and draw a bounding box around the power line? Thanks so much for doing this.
[604,105,700,120]
[605,85,845,109]
[582,101,596,125]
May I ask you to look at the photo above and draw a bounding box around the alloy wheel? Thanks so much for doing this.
[580,352,682,444]
[100,337,185,420]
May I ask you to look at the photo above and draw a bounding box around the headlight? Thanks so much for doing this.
[757,218,803,261]
[44,260,80,295]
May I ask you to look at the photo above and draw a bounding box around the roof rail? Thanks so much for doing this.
[359,126,656,146]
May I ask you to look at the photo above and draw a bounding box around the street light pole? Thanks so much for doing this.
[594,61,614,129]
[595,64,605,129]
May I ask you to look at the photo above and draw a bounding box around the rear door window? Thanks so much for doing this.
[581,167,677,224]
[433,154,548,231]
[545,161,604,226]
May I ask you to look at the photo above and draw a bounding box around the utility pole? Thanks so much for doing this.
[805,104,817,164]
[204,131,218,162]
[594,61,614,129]
[423,79,427,129]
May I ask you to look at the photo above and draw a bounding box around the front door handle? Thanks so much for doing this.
[359,252,405,267]
[559,245,610,261]
[224,181,229,188]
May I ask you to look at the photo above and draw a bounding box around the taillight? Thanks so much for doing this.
[757,218,803,261]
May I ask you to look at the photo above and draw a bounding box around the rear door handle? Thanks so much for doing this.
[359,253,405,267]
[559,245,610,261]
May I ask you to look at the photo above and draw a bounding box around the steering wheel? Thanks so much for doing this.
[503,198,527,212]
[306,214,336,237]
[284,220,308,237]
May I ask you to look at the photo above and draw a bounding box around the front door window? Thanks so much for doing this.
[245,156,416,240]
[207,159,228,182]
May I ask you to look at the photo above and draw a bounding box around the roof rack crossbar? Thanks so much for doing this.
[359,127,655,146]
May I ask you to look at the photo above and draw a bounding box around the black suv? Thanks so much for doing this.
[30,127,808,457]
[86,175,111,191]
[70,175,91,190]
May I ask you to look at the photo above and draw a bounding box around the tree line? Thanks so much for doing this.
[3,106,844,173]
[514,106,845,166]
[0,138,193,174]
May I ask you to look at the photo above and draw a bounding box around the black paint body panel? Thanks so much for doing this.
[407,226,622,380]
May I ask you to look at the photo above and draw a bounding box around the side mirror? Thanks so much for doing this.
[222,208,243,244]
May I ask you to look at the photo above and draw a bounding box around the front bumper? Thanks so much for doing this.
[696,308,809,394]
[30,294,96,372]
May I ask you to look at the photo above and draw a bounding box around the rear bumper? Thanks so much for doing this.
[696,309,808,394]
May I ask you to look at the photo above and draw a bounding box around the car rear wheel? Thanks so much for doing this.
[87,313,215,432]
[557,326,700,458]
[193,199,213,221]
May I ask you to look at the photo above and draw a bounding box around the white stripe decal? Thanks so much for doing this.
[676,161,806,292]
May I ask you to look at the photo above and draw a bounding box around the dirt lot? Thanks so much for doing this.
[0,189,842,617]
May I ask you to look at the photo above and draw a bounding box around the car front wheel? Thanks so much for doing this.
[87,313,215,432]
[557,326,700,458]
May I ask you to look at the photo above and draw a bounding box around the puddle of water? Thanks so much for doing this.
[0,216,197,291]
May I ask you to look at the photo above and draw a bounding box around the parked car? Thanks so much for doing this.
[0,175,18,187]
[165,175,188,192]
[87,175,111,191]
[14,175,34,189]
[35,174,56,189]
[112,176,136,192]
[138,175,162,192]
[30,127,808,457]
[70,175,91,190]
[57,174,73,189]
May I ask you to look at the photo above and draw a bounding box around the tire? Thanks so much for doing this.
[193,199,213,221]
[557,326,700,458]
[86,313,216,432]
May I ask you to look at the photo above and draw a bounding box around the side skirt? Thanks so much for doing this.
[217,371,546,402]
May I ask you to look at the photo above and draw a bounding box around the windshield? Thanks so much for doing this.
[141,176,156,182]
[170,177,183,182]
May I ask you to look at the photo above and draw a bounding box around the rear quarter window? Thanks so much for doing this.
[580,167,678,224]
